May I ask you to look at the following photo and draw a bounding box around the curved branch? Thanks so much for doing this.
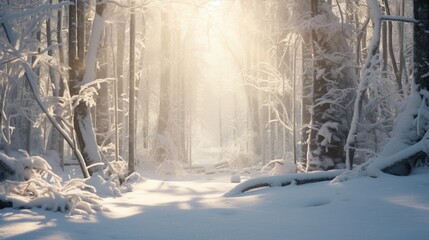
[345,0,383,170]
[1,22,90,178]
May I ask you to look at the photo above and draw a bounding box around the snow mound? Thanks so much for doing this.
[0,153,105,215]
[85,174,121,198]
[230,174,241,183]
[262,159,297,176]
[120,172,144,193]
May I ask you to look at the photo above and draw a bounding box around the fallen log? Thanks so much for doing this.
[224,170,344,197]
[0,199,13,209]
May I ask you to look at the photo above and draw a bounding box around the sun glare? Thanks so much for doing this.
[210,0,220,6]
[204,0,222,14]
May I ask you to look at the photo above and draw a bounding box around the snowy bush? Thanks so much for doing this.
[105,159,128,185]
[84,174,121,198]
[0,153,106,215]
[100,144,128,186]
[120,172,143,193]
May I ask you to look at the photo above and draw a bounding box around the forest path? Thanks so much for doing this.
[2,171,429,239]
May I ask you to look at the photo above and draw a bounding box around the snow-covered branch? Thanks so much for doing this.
[380,15,416,23]
[345,0,382,170]
[1,14,91,178]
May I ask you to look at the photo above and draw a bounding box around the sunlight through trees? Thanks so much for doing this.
[0,0,426,187]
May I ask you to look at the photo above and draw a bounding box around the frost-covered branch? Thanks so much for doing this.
[0,2,69,25]
[380,15,416,23]
[345,0,382,170]
[21,61,90,178]
[1,15,90,178]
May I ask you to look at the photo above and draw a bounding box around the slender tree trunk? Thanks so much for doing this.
[128,0,136,174]
[116,22,126,155]
[345,0,382,170]
[381,7,388,75]
[398,0,406,93]
[244,34,262,162]
[414,0,429,91]
[156,9,171,162]
[47,0,65,163]
[57,0,65,165]
[139,14,149,150]
[384,0,402,92]
[301,34,312,168]
[26,29,42,154]
[0,81,8,155]
[177,25,187,164]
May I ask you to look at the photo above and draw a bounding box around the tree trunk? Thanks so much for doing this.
[116,22,126,155]
[305,0,356,171]
[128,0,136,174]
[414,1,429,91]
[139,14,149,150]
[244,35,262,162]
[384,0,402,92]
[68,0,106,176]
[95,29,110,146]
[47,0,65,163]
[156,9,171,162]
[345,0,382,170]
[177,25,187,164]
[0,80,8,155]
[301,33,312,168]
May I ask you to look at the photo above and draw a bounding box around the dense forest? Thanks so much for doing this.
[1,0,429,216]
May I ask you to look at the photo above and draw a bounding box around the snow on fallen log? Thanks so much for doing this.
[224,170,344,197]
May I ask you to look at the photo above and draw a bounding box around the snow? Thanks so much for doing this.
[2,168,429,240]
[318,121,339,147]
[81,13,105,86]
[261,159,297,175]
[230,174,241,183]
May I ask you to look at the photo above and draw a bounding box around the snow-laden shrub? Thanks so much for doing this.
[0,153,106,215]
[120,172,143,193]
[84,174,121,198]
[0,152,60,183]
[96,141,129,192]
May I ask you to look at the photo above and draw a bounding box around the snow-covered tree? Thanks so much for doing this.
[295,1,357,171]
[68,0,107,176]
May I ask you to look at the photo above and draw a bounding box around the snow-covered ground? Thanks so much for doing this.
[1,168,429,240]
